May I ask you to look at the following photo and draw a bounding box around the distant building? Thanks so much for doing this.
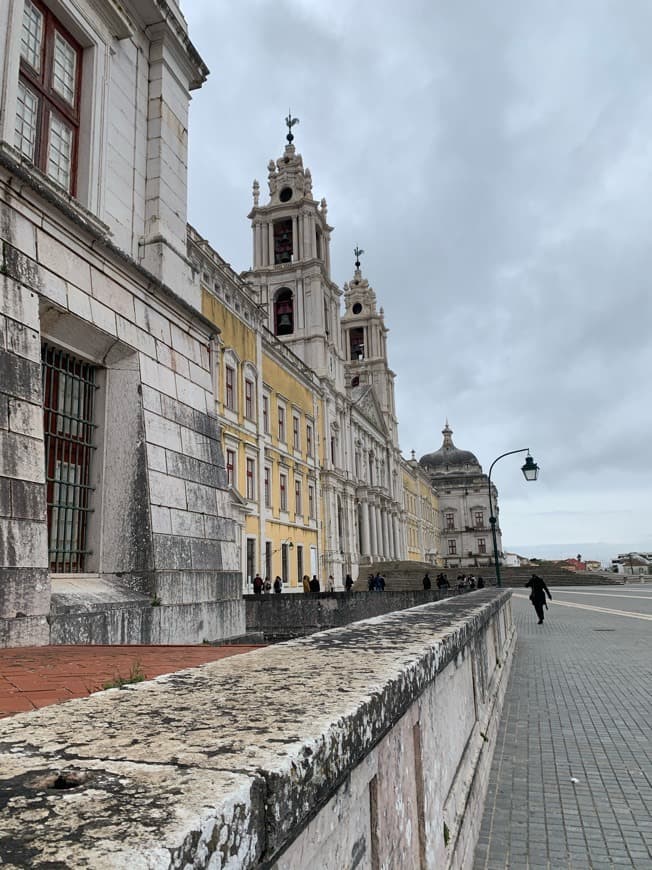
[419,424,499,570]
[611,553,651,575]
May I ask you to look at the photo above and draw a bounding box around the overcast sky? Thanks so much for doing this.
[183,1,652,563]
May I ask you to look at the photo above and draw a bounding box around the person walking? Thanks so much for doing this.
[327,575,335,592]
[253,574,263,595]
[423,573,432,590]
[525,574,552,624]
[345,573,354,592]
[310,574,320,593]
[273,576,282,594]
[302,574,311,594]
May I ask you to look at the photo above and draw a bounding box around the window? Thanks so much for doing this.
[245,378,255,420]
[306,423,313,457]
[330,435,336,465]
[279,473,287,511]
[478,538,487,554]
[16,0,82,194]
[296,544,304,583]
[445,511,455,530]
[293,415,300,451]
[351,376,360,388]
[225,366,235,411]
[262,394,269,433]
[474,510,484,528]
[265,541,272,582]
[281,542,290,583]
[448,540,457,555]
[246,538,256,585]
[308,484,315,519]
[246,457,255,501]
[42,344,97,573]
[274,287,294,335]
[295,479,302,517]
[349,327,365,360]
[274,220,293,265]
[226,449,235,486]
[264,466,271,507]
[277,405,286,442]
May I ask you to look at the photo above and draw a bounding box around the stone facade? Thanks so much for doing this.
[421,423,501,570]
[0,0,242,646]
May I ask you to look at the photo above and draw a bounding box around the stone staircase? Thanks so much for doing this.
[354,562,621,591]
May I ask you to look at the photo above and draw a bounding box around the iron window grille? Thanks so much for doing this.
[42,343,97,572]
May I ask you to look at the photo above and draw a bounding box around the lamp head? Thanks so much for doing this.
[521,454,539,482]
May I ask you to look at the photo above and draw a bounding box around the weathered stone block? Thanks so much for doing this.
[165,449,220,486]
[204,514,237,542]
[0,478,10,517]
[0,518,48,568]
[170,508,204,538]
[148,469,186,509]
[10,480,46,520]
[0,398,7,430]
[185,480,217,514]
[153,533,192,570]
[190,538,223,570]
[5,317,40,362]
[144,409,181,452]
[0,350,40,402]
[8,398,42,439]
[0,430,45,482]
[0,567,50,618]
[1,244,40,293]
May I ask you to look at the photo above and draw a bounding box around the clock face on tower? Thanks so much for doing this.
[352,302,362,315]
[279,187,293,202]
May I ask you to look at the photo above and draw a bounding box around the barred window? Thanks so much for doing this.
[42,344,97,573]
[15,0,81,194]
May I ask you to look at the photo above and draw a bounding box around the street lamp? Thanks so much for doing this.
[488,449,539,587]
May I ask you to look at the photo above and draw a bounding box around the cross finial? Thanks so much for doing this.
[354,245,364,270]
[285,110,300,144]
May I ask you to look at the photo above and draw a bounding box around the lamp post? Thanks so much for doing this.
[488,449,539,587]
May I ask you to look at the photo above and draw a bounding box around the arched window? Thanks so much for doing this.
[351,376,360,388]
[274,288,294,336]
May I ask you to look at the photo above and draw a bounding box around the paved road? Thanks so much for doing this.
[475,585,652,869]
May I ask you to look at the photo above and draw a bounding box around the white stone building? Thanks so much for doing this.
[420,424,501,570]
[242,138,406,583]
[0,0,242,646]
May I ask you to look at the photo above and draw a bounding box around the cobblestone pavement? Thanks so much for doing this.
[0,643,264,718]
[475,586,652,869]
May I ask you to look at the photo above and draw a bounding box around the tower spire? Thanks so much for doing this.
[285,110,300,144]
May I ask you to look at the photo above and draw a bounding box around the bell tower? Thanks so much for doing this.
[341,249,399,447]
[243,115,344,387]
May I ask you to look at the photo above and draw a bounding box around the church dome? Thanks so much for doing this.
[419,423,481,472]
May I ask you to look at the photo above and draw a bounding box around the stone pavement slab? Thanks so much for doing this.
[474,586,652,869]
[0,643,263,718]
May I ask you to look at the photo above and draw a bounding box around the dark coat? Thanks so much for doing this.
[525,575,552,603]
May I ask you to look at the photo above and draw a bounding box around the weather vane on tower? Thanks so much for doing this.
[285,110,299,144]
[354,246,364,270]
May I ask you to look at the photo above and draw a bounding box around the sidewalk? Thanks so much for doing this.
[0,643,263,718]
[474,590,652,869]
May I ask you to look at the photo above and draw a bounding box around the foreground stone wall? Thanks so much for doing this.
[0,589,514,869]
[246,588,459,639]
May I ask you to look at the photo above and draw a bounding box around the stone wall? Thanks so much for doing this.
[0,589,514,868]
[245,588,459,639]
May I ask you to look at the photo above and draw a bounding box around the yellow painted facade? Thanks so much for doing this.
[401,459,441,565]
[198,252,323,591]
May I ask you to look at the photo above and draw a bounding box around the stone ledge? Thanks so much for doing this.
[0,590,511,868]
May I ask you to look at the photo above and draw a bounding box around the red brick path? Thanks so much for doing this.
[0,644,264,718]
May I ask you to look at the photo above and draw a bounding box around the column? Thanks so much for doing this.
[392,514,400,559]
[361,502,370,556]
[369,503,377,557]
[382,510,390,559]
[268,223,274,266]
[375,507,383,559]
